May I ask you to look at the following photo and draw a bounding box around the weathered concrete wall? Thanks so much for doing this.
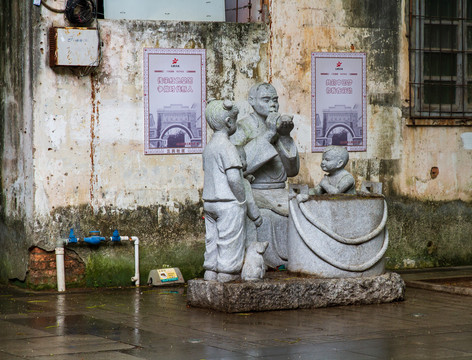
[269,0,472,269]
[32,19,268,230]
[1,4,269,285]
[0,2,39,282]
[387,198,472,269]
[2,1,471,286]
[269,0,403,183]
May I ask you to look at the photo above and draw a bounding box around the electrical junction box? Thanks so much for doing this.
[147,268,185,286]
[49,27,99,67]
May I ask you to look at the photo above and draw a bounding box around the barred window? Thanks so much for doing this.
[225,0,267,23]
[409,0,472,123]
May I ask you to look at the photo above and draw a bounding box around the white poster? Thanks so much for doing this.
[311,52,366,152]
[144,48,206,155]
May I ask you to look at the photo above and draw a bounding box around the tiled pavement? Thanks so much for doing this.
[1,267,471,359]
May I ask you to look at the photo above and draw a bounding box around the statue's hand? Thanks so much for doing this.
[320,175,340,194]
[277,114,294,136]
[246,174,255,183]
[296,193,309,203]
[264,112,279,143]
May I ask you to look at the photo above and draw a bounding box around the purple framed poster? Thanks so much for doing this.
[311,52,367,152]
[144,48,206,155]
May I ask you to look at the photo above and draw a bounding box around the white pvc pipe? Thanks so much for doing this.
[116,235,139,286]
[55,234,140,290]
[130,236,140,286]
[55,246,66,292]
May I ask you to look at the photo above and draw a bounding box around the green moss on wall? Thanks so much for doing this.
[6,199,206,289]
[385,197,472,270]
[0,259,11,285]
[85,241,205,288]
[41,200,207,288]
[7,193,472,289]
[25,279,55,291]
[86,253,135,288]
[37,199,205,248]
[140,241,205,282]
[0,220,29,283]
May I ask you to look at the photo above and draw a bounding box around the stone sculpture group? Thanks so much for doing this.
[202,83,388,282]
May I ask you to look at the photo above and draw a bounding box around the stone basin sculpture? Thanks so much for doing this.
[187,93,404,312]
[288,185,388,278]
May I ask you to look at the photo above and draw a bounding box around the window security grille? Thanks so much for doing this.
[409,0,472,121]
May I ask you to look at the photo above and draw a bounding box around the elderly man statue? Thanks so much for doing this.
[231,83,299,268]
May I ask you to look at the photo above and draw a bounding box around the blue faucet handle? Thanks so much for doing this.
[112,229,121,242]
[68,229,78,243]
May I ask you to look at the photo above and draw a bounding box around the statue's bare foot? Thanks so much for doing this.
[217,273,240,283]
[204,270,217,281]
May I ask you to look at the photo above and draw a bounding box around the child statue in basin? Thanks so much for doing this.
[313,145,356,195]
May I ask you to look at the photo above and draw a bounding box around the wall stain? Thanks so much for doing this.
[90,74,100,210]
[268,0,274,83]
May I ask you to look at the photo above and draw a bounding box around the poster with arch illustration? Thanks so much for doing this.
[144,48,206,154]
[311,52,366,152]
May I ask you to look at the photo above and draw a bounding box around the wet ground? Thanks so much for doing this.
[1,267,472,360]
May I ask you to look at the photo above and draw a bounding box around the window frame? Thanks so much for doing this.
[408,0,472,125]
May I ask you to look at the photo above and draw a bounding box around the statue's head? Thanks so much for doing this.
[321,146,349,173]
[205,99,239,135]
[248,83,279,119]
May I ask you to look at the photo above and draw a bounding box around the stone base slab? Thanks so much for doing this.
[187,272,405,313]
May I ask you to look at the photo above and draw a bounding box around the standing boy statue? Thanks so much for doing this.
[202,99,246,283]
[313,145,356,195]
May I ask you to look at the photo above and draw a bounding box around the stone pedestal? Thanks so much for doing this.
[187,272,405,313]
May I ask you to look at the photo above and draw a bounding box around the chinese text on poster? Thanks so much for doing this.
[144,48,206,154]
[311,52,366,152]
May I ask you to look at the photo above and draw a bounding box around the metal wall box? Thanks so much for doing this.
[49,27,99,67]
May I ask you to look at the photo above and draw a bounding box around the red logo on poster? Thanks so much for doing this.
[172,58,178,64]
[336,61,342,67]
